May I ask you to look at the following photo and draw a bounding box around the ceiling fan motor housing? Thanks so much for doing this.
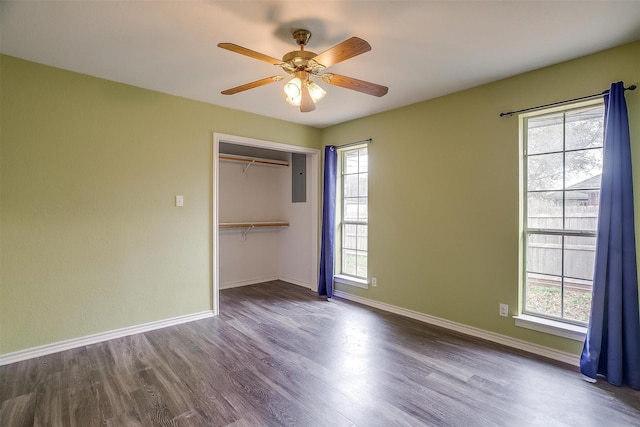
[282,50,317,70]
[292,29,312,47]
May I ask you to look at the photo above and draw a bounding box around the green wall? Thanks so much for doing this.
[2,41,639,357]
[322,41,640,355]
[0,55,320,354]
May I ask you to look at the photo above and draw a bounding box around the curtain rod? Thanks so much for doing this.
[334,138,372,149]
[499,85,636,117]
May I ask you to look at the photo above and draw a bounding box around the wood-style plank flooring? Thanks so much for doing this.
[1,280,639,426]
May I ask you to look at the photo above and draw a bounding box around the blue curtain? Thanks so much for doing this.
[580,82,640,390]
[318,146,337,298]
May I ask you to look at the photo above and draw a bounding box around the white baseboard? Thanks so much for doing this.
[333,290,580,367]
[0,310,215,366]
[219,276,278,289]
[278,276,313,290]
[2,290,579,368]
[220,276,313,291]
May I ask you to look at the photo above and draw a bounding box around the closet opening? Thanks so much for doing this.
[212,133,320,314]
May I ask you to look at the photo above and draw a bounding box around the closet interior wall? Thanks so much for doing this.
[218,147,314,290]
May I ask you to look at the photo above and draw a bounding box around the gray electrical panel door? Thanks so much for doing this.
[291,153,306,203]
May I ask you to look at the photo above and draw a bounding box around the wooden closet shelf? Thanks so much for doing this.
[219,221,289,229]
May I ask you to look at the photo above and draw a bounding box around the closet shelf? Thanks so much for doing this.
[219,221,289,229]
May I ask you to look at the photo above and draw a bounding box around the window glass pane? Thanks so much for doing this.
[344,150,359,174]
[527,113,563,155]
[527,153,563,191]
[526,234,562,276]
[563,278,592,323]
[359,148,368,173]
[343,224,357,250]
[359,173,368,197]
[525,272,561,317]
[357,225,367,250]
[565,190,599,231]
[358,197,368,221]
[356,253,367,278]
[342,249,357,276]
[344,175,359,197]
[527,192,563,229]
[344,198,359,221]
[564,236,596,280]
[565,106,604,151]
[565,149,602,189]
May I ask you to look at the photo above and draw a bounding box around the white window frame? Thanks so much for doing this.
[334,145,369,288]
[516,100,604,338]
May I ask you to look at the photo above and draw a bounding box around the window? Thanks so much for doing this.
[522,103,604,326]
[340,146,368,279]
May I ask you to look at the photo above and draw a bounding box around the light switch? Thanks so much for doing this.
[175,195,184,207]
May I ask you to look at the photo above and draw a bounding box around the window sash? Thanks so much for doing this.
[341,222,368,279]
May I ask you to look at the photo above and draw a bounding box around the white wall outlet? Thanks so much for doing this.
[499,303,509,317]
[371,277,377,287]
[175,195,184,207]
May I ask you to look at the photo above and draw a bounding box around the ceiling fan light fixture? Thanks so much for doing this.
[284,77,326,107]
[285,94,301,106]
[284,77,302,106]
[284,77,302,98]
[307,81,326,103]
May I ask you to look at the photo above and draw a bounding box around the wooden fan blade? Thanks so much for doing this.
[322,74,388,97]
[218,43,282,65]
[300,85,315,112]
[221,76,283,95]
[311,37,371,68]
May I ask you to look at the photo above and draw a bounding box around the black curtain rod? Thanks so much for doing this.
[334,138,372,149]
[499,85,637,117]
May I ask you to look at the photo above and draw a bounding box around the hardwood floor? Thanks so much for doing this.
[1,280,638,426]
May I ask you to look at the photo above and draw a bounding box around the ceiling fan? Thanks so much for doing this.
[218,29,388,112]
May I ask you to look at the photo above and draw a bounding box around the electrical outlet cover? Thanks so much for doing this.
[499,303,509,317]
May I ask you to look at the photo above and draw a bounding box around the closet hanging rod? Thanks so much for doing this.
[219,154,290,167]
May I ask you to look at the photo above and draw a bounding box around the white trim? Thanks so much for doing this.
[213,134,220,316]
[334,274,369,289]
[308,152,319,292]
[219,276,313,290]
[220,276,278,290]
[0,311,214,366]
[215,133,320,155]
[333,290,580,367]
[278,276,313,290]
[514,314,587,341]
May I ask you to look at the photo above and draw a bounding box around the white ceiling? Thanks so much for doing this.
[2,1,639,128]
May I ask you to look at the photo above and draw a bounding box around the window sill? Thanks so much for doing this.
[514,314,586,341]
[334,275,369,289]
